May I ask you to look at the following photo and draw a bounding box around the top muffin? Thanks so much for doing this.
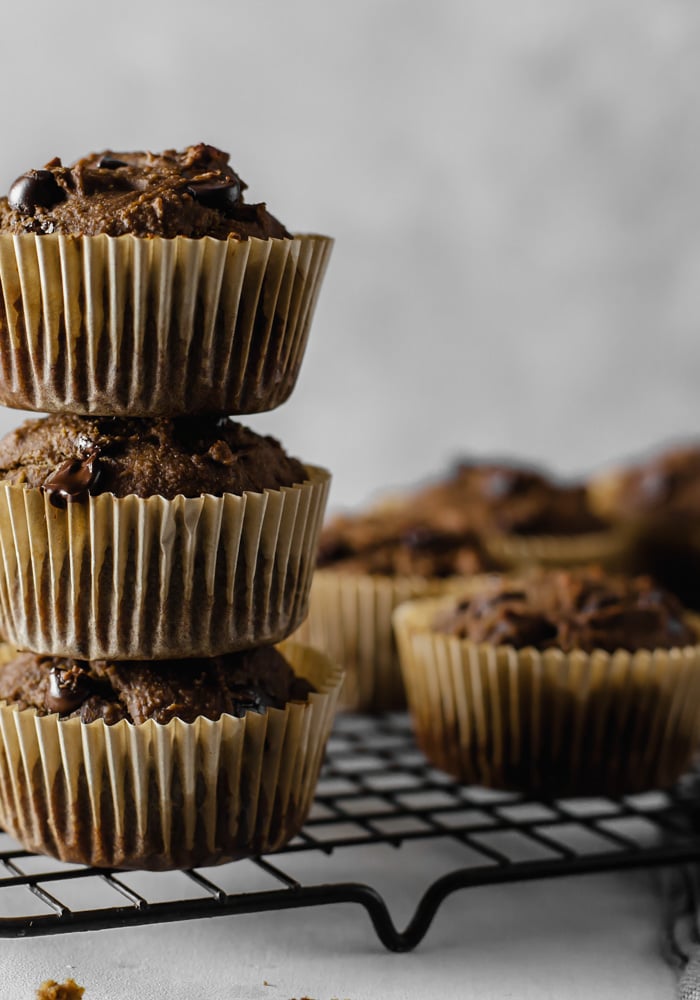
[0,143,332,418]
[0,143,290,240]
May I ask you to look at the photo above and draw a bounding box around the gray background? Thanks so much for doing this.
[2,0,700,511]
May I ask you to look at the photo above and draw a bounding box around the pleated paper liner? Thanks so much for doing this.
[0,642,344,870]
[483,526,630,572]
[0,466,330,660]
[394,595,700,797]
[0,232,332,416]
[292,569,466,712]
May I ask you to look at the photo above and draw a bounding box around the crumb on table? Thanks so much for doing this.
[36,979,85,1000]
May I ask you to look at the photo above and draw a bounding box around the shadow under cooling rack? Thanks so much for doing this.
[2,713,700,952]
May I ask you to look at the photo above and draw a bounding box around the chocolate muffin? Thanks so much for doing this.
[0,414,330,660]
[298,500,498,712]
[590,443,700,609]
[0,144,289,240]
[0,646,314,724]
[0,145,332,417]
[394,572,700,797]
[411,460,603,533]
[0,413,307,503]
[0,641,344,870]
[436,570,697,653]
[605,444,700,522]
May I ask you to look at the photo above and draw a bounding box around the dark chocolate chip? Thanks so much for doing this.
[187,177,241,212]
[46,665,90,715]
[42,448,101,508]
[8,170,65,214]
[229,684,273,717]
[97,156,127,170]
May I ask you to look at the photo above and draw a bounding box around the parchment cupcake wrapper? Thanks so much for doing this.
[292,569,468,712]
[0,641,344,870]
[483,528,630,571]
[0,466,330,660]
[0,232,332,416]
[394,596,700,797]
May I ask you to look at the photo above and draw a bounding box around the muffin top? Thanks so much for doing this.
[318,458,607,578]
[318,509,495,578]
[435,569,697,653]
[0,143,290,240]
[0,413,308,503]
[608,444,700,522]
[416,460,606,536]
[0,646,313,725]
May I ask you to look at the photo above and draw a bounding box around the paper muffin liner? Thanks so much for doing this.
[394,595,700,797]
[0,466,330,660]
[0,232,332,416]
[292,569,466,712]
[483,527,630,572]
[0,641,344,870]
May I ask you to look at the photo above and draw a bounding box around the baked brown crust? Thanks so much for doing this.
[0,647,313,724]
[318,511,494,578]
[435,569,698,653]
[0,144,290,240]
[416,461,606,536]
[318,459,606,577]
[0,414,307,501]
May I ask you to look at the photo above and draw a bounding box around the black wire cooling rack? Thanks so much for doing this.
[2,712,700,953]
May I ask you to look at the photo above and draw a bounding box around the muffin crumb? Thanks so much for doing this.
[36,980,84,1000]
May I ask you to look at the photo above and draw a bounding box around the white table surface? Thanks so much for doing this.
[1,841,678,1000]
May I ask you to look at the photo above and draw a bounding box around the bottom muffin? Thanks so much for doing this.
[0,642,343,869]
[394,571,700,797]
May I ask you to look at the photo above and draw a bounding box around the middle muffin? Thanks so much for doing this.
[0,414,330,659]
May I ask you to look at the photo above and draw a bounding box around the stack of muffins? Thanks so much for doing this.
[0,144,343,869]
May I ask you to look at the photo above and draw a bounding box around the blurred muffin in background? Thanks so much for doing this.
[297,498,498,712]
[589,442,700,608]
[413,458,627,570]
[296,457,627,713]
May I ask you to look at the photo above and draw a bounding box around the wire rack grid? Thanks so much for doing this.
[1,712,700,952]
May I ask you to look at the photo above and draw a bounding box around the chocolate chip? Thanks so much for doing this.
[187,177,241,212]
[42,448,101,508]
[97,156,127,170]
[46,665,90,715]
[8,170,65,214]
[229,684,269,717]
